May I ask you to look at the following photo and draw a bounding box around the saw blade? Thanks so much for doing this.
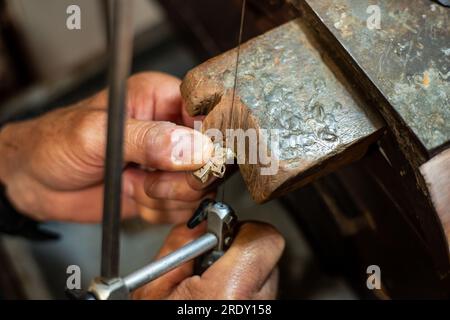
[221,0,247,202]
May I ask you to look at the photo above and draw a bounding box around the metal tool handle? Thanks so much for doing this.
[123,233,218,292]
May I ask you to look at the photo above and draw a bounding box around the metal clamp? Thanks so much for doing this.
[188,200,237,272]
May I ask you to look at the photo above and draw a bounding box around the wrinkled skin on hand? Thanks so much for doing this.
[0,72,215,223]
[133,222,285,300]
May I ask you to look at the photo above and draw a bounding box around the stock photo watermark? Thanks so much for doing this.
[366,265,381,290]
[66,4,81,30]
[366,5,381,30]
[66,265,82,290]
[170,121,287,176]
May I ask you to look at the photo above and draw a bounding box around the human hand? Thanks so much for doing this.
[133,222,285,300]
[0,72,214,223]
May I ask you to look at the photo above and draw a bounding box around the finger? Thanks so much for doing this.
[136,198,205,212]
[137,206,194,224]
[127,72,185,123]
[132,224,205,299]
[144,171,216,201]
[124,168,215,202]
[31,183,138,223]
[200,222,285,299]
[124,119,213,171]
[88,72,185,123]
[128,73,209,127]
[135,195,216,224]
[123,168,216,224]
[136,195,217,224]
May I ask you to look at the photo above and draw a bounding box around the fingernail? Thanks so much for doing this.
[171,129,213,166]
[194,131,214,165]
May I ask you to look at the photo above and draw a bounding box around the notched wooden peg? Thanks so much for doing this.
[182,19,384,202]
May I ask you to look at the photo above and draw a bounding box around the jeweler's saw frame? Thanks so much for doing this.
[66,0,244,300]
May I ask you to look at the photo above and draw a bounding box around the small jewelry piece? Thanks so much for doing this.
[193,143,235,183]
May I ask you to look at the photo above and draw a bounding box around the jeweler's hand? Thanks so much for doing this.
[0,72,214,223]
[133,222,285,300]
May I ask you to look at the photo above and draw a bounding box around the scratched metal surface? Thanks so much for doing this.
[294,0,450,153]
[208,20,380,165]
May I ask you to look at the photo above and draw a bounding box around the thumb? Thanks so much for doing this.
[124,119,213,171]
